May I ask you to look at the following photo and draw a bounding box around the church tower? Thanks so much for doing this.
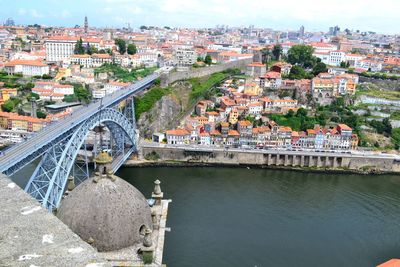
[84,16,88,34]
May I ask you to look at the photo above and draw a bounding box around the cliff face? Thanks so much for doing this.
[137,81,192,138]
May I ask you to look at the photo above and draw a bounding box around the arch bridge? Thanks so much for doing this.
[0,74,159,211]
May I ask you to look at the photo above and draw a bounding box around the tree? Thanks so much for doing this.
[288,65,311,79]
[340,61,347,68]
[286,109,295,118]
[296,107,307,117]
[127,43,137,55]
[204,55,212,65]
[140,25,148,30]
[115,38,126,54]
[1,100,14,112]
[74,85,91,103]
[63,94,77,103]
[272,45,282,60]
[74,38,85,54]
[36,110,47,119]
[312,62,327,76]
[86,43,93,55]
[287,44,317,68]
[261,48,270,65]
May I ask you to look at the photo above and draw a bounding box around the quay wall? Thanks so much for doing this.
[160,58,253,87]
[140,146,400,173]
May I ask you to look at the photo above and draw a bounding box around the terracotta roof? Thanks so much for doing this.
[238,120,252,127]
[5,59,47,67]
[210,130,221,136]
[338,123,352,131]
[228,130,240,136]
[166,128,189,136]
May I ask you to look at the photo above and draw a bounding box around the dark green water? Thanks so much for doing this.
[116,167,400,267]
[12,166,400,266]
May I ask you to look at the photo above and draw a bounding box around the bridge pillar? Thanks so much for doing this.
[308,156,313,167]
[317,156,322,167]
[333,157,337,168]
[267,154,271,166]
[292,155,296,167]
[325,156,329,167]
[160,73,169,88]
[284,154,289,166]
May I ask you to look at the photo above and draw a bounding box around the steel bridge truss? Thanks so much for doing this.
[25,108,137,211]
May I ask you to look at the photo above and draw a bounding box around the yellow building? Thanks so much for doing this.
[228,108,239,124]
[0,88,18,103]
[0,112,48,132]
[244,82,262,96]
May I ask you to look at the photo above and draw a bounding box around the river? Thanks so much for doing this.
[13,166,400,266]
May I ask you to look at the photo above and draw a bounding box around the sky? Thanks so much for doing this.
[0,0,399,34]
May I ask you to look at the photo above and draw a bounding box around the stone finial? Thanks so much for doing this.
[153,180,162,195]
[143,227,153,247]
[152,180,164,205]
[67,176,75,191]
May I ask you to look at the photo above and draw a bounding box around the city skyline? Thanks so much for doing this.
[1,0,399,34]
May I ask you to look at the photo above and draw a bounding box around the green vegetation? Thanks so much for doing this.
[204,55,212,65]
[142,251,153,264]
[62,83,91,103]
[356,84,400,100]
[355,71,398,80]
[1,97,21,112]
[74,38,85,54]
[287,44,318,68]
[115,38,126,54]
[127,43,137,55]
[269,108,319,131]
[135,87,171,120]
[390,111,400,120]
[94,63,156,82]
[144,151,160,161]
[392,128,400,149]
[188,69,242,104]
[312,62,328,76]
[369,118,392,137]
[272,45,282,60]
[36,110,47,119]
[287,66,314,79]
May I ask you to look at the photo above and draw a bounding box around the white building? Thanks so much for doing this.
[45,36,78,63]
[4,60,49,76]
[328,51,346,66]
[70,54,112,68]
[174,47,197,69]
[93,81,129,99]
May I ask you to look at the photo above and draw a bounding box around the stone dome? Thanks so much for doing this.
[57,174,152,252]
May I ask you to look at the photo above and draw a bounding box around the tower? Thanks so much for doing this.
[299,25,305,38]
[84,16,88,34]
[30,97,37,118]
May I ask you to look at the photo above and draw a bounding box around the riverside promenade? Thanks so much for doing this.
[138,142,400,173]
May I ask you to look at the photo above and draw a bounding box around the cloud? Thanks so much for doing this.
[18,8,27,15]
[4,0,399,34]
[30,9,43,18]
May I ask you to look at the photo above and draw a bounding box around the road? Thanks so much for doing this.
[142,141,400,160]
[0,73,159,173]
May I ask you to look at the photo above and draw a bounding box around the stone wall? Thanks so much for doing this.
[141,146,399,173]
[160,58,253,87]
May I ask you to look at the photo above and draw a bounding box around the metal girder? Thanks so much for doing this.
[25,108,137,211]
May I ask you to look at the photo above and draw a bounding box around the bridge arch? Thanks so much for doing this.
[25,108,137,211]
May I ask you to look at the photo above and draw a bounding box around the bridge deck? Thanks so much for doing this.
[0,74,159,174]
